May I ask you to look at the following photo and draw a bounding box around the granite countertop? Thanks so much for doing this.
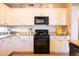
[69,40,79,47]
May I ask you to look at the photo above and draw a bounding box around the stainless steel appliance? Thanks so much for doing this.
[34,30,50,54]
[34,16,49,25]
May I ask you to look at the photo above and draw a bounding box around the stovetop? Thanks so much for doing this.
[35,29,49,36]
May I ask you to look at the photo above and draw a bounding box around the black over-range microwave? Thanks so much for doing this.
[34,16,49,25]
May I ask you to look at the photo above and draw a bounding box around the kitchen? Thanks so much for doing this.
[0,3,78,56]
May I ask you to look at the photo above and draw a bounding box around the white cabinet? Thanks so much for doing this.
[59,39,69,53]
[58,36,69,53]
[50,36,69,53]
[49,9,67,25]
[0,4,6,24]
[6,8,12,25]
[0,38,12,56]
[9,36,25,51]
[34,8,66,25]
[9,37,17,52]
[0,5,67,25]
[20,36,33,52]
[0,36,33,56]
[14,36,23,51]
[50,38,60,53]
[12,36,33,53]
[0,4,11,25]
[11,8,67,25]
[0,39,6,56]
[11,9,34,25]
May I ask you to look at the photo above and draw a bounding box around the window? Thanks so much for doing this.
[0,27,8,33]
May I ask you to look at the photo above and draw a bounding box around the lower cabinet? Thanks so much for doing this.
[0,36,33,56]
[60,40,69,53]
[50,39,60,53]
[0,38,12,56]
[13,36,33,53]
[50,36,69,53]
[0,36,70,55]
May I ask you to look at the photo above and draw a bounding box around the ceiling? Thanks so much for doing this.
[5,3,68,8]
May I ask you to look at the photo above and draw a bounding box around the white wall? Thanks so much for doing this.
[71,6,78,40]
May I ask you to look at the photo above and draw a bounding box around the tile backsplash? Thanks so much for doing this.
[0,25,69,36]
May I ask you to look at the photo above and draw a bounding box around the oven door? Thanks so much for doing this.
[34,36,49,54]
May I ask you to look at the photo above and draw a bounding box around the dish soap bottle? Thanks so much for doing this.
[29,28,32,36]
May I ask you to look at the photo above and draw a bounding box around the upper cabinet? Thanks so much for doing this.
[0,4,67,25]
[49,8,67,25]
[0,4,11,25]
[0,4,6,25]
[5,7,12,25]
[11,8,34,25]
[36,8,67,25]
[11,8,67,25]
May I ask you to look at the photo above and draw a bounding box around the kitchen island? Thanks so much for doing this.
[69,40,79,56]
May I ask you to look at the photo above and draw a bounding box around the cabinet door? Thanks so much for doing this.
[49,8,67,25]
[13,36,22,51]
[0,38,11,56]
[0,5,6,24]
[11,9,34,25]
[26,36,33,53]
[20,36,33,53]
[13,36,33,53]
[60,40,69,53]
[57,36,69,53]
[0,39,6,56]
[8,37,17,52]
[56,9,67,25]
[50,36,60,53]
[6,8,12,25]
[0,4,11,25]
[50,36,69,53]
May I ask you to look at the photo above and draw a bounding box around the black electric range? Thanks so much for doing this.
[34,30,50,54]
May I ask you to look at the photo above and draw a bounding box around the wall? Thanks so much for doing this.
[78,10,79,39]
[71,5,78,40]
[66,4,72,35]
